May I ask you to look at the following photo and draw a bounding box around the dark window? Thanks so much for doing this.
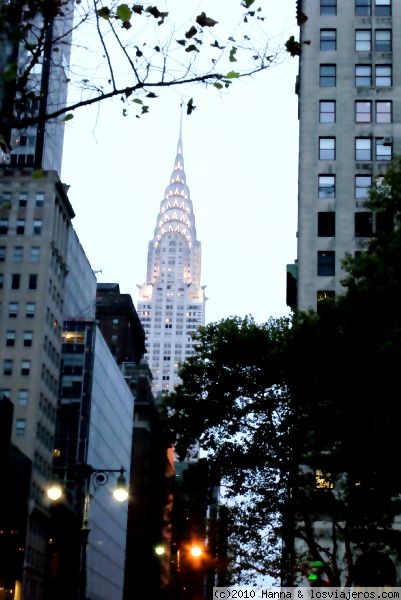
[11,274,21,289]
[0,218,8,234]
[6,331,16,347]
[33,219,43,235]
[320,0,337,14]
[319,100,336,123]
[318,251,335,276]
[320,64,336,87]
[35,192,45,206]
[319,175,336,198]
[375,0,391,16]
[356,65,372,87]
[3,360,13,376]
[319,138,336,160]
[28,274,38,289]
[19,192,28,207]
[16,219,25,234]
[376,211,393,233]
[355,212,373,236]
[8,302,18,318]
[0,246,5,261]
[21,360,31,376]
[23,331,33,347]
[375,30,391,52]
[318,212,336,236]
[356,0,371,15]
[320,29,337,51]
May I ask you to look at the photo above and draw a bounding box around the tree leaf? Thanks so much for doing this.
[62,113,74,121]
[185,26,197,39]
[185,45,199,53]
[213,82,223,89]
[132,98,143,104]
[116,4,132,23]
[97,6,110,19]
[242,0,255,7]
[196,12,218,27]
[229,47,237,62]
[225,70,240,79]
[146,92,158,98]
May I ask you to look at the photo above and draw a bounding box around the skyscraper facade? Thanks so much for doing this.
[137,123,206,397]
[294,0,399,312]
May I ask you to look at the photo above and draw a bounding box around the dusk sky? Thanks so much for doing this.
[60,0,299,325]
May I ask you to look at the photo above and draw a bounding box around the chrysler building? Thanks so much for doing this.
[137,121,206,398]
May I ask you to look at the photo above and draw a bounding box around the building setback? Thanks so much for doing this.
[292,0,400,312]
[137,121,206,398]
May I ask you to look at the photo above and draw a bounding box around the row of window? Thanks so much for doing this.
[1,190,45,207]
[318,136,392,161]
[3,359,32,376]
[0,245,41,263]
[6,301,36,318]
[5,330,34,347]
[0,388,29,406]
[320,28,392,52]
[320,64,392,87]
[0,218,43,235]
[316,174,373,199]
[320,100,392,123]
[0,272,39,290]
[320,0,391,16]
[317,211,374,237]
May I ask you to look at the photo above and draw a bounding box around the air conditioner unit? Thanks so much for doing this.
[382,136,392,146]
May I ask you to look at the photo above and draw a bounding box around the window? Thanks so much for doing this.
[28,274,38,289]
[0,274,3,289]
[23,331,33,347]
[15,419,26,437]
[356,65,372,87]
[13,246,24,262]
[376,100,392,123]
[35,192,45,206]
[355,101,372,123]
[355,175,372,199]
[9,302,18,318]
[0,218,8,234]
[375,30,391,52]
[318,251,335,276]
[320,64,336,87]
[33,219,43,234]
[320,0,337,15]
[3,359,13,376]
[25,302,35,318]
[320,0,336,14]
[11,273,21,289]
[375,65,391,86]
[376,137,392,161]
[319,100,336,123]
[355,30,371,51]
[29,246,42,264]
[318,212,336,237]
[18,389,29,406]
[0,246,6,261]
[355,138,372,161]
[21,360,31,376]
[6,331,16,346]
[19,192,28,207]
[355,212,373,236]
[0,389,11,399]
[318,175,336,198]
[320,29,336,51]
[16,219,25,234]
[355,0,371,15]
[319,138,336,160]
[375,0,391,16]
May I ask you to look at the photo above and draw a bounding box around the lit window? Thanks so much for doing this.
[355,0,371,15]
[15,419,27,437]
[375,100,391,123]
[316,469,334,489]
[318,212,335,237]
[320,64,336,87]
[375,30,391,52]
[355,212,373,237]
[375,0,391,16]
[320,29,336,51]
[355,30,371,51]
[320,0,336,14]
[375,65,391,86]
[355,101,372,123]
[355,175,372,199]
[319,100,336,123]
[318,175,336,199]
[376,137,392,161]
[355,138,372,161]
[319,138,336,160]
[317,251,335,276]
[356,65,372,87]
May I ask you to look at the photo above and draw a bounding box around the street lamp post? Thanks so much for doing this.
[47,464,128,600]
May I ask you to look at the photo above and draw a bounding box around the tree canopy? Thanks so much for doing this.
[163,157,401,585]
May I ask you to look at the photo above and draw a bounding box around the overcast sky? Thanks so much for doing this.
[60,0,299,325]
